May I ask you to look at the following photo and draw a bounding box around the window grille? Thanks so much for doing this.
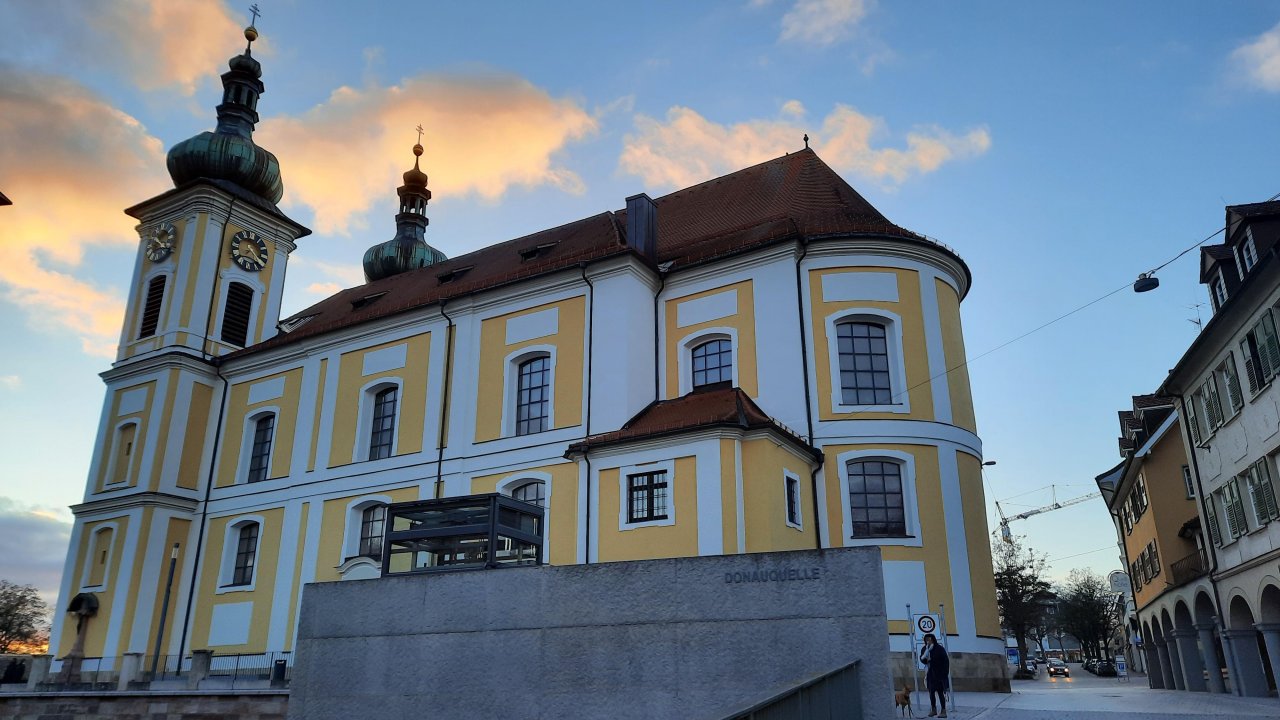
[368,387,397,460]
[139,276,166,338]
[511,481,546,507]
[627,471,669,523]
[247,414,274,483]
[847,459,906,537]
[359,505,387,560]
[837,322,893,405]
[691,338,733,388]
[231,523,259,586]
[515,356,550,436]
[221,282,254,346]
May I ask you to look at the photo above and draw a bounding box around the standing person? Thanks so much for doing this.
[919,633,950,718]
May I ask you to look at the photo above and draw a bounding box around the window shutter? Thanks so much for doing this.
[139,275,166,338]
[1221,488,1240,539]
[1246,469,1265,525]
[1257,460,1279,522]
[220,282,253,346]
[1150,542,1159,577]
[1206,380,1223,427]
[1242,337,1261,395]
[1223,357,1244,413]
[1260,313,1280,382]
[1229,481,1248,538]
[1186,402,1202,444]
[1206,499,1222,547]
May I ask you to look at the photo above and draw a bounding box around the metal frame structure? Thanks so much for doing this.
[381,493,544,576]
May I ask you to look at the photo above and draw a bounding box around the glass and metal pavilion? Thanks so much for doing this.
[381,493,544,576]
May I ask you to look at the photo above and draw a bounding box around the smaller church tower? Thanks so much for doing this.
[362,140,447,282]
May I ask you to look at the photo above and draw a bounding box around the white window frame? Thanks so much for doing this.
[825,309,910,415]
[835,448,920,548]
[79,522,120,592]
[238,407,279,484]
[1181,465,1195,499]
[1211,270,1228,311]
[217,515,265,593]
[496,471,554,562]
[1241,230,1259,273]
[353,378,403,463]
[342,495,394,563]
[103,419,142,488]
[502,345,556,437]
[214,270,265,348]
[783,470,803,530]
[678,328,739,395]
[618,459,677,530]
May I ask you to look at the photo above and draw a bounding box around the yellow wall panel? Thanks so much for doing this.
[470,463,580,565]
[148,370,182,490]
[956,451,1001,637]
[143,517,192,657]
[59,515,130,657]
[115,509,155,655]
[307,359,327,472]
[329,333,431,467]
[596,456,699,562]
[177,382,214,490]
[664,280,758,398]
[217,367,304,487]
[742,439,816,552]
[177,214,206,329]
[809,267,934,422]
[936,279,977,433]
[192,507,285,654]
[95,381,155,492]
[719,439,739,554]
[474,297,585,442]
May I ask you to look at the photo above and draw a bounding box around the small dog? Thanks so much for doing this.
[893,684,912,716]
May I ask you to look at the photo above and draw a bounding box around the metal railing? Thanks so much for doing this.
[1170,550,1208,586]
[19,650,293,693]
[207,651,293,688]
[35,656,117,691]
[723,660,862,720]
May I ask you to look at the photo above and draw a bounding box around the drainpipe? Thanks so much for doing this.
[434,300,455,499]
[579,264,595,564]
[793,238,825,550]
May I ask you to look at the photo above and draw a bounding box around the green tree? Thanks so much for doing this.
[0,580,49,653]
[993,536,1052,677]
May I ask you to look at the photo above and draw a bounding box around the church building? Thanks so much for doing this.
[50,24,1005,688]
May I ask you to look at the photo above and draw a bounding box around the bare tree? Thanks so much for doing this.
[993,536,1052,677]
[0,580,49,653]
[1056,569,1121,661]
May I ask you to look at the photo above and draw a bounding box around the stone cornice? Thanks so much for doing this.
[71,491,200,517]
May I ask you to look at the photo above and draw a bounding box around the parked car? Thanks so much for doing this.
[1047,659,1070,678]
[1095,661,1118,677]
[1083,659,1097,673]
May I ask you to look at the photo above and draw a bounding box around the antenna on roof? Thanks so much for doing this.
[803,133,809,150]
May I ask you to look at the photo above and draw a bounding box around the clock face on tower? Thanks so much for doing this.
[144,222,177,262]
[230,230,269,272]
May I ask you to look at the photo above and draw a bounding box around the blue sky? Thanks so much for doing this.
[2,0,1279,600]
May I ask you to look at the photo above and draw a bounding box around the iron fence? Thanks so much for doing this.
[137,654,186,683]
[1170,550,1208,586]
[207,651,293,687]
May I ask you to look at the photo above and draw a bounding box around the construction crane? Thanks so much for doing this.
[996,485,1102,543]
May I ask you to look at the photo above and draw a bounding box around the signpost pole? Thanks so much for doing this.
[908,603,921,712]
[939,603,952,710]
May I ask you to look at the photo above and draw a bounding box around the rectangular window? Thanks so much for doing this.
[627,471,669,523]
[359,505,387,560]
[368,387,397,461]
[515,356,551,436]
[1134,474,1148,515]
[1205,496,1223,547]
[1241,310,1280,395]
[837,321,893,405]
[1182,465,1195,498]
[784,475,801,527]
[1242,232,1258,272]
[247,414,274,483]
[1198,377,1223,431]
[110,424,136,486]
[220,282,254,346]
[138,275,166,339]
[1246,458,1280,525]
[231,523,258,586]
[1185,397,1202,445]
[1149,540,1159,578]
[847,459,907,537]
[1221,480,1248,540]
[1217,355,1244,417]
[1212,274,1228,309]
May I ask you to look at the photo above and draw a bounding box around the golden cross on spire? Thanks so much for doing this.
[416,125,424,145]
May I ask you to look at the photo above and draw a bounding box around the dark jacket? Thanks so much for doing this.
[920,643,950,690]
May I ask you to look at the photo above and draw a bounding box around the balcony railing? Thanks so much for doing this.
[1169,549,1208,586]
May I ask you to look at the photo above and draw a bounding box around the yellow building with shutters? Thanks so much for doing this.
[50,25,1006,689]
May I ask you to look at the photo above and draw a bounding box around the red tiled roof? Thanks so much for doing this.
[565,386,819,460]
[233,149,965,357]
[1131,394,1173,410]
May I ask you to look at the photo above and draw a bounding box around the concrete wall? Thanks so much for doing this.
[0,691,287,720]
[291,548,891,720]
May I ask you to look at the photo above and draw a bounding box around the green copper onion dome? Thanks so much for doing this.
[166,25,283,204]
[363,143,447,282]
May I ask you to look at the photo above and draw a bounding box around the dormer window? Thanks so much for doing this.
[1241,231,1259,272]
[351,292,387,310]
[278,314,316,334]
[518,242,558,262]
[1211,273,1228,310]
[437,266,474,285]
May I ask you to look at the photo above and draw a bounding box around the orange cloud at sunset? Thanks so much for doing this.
[620,102,990,190]
[0,70,168,358]
[257,73,598,235]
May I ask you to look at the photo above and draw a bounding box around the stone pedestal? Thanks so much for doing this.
[117,653,143,691]
[188,650,213,690]
[25,655,51,689]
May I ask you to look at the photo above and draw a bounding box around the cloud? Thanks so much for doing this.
[0,498,73,606]
[619,103,990,190]
[1,0,246,96]
[1232,21,1280,92]
[0,375,20,390]
[780,0,871,46]
[0,70,168,357]
[256,73,598,235]
[781,99,807,118]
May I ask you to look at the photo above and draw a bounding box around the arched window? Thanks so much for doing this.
[358,504,387,560]
[138,275,167,339]
[368,387,397,460]
[510,480,546,507]
[837,321,893,405]
[847,459,906,537]
[691,338,733,389]
[247,413,275,483]
[221,282,254,346]
[108,422,138,486]
[230,522,259,586]
[86,526,115,588]
[515,355,550,436]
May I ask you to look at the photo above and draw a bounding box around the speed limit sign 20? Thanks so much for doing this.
[913,613,940,640]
